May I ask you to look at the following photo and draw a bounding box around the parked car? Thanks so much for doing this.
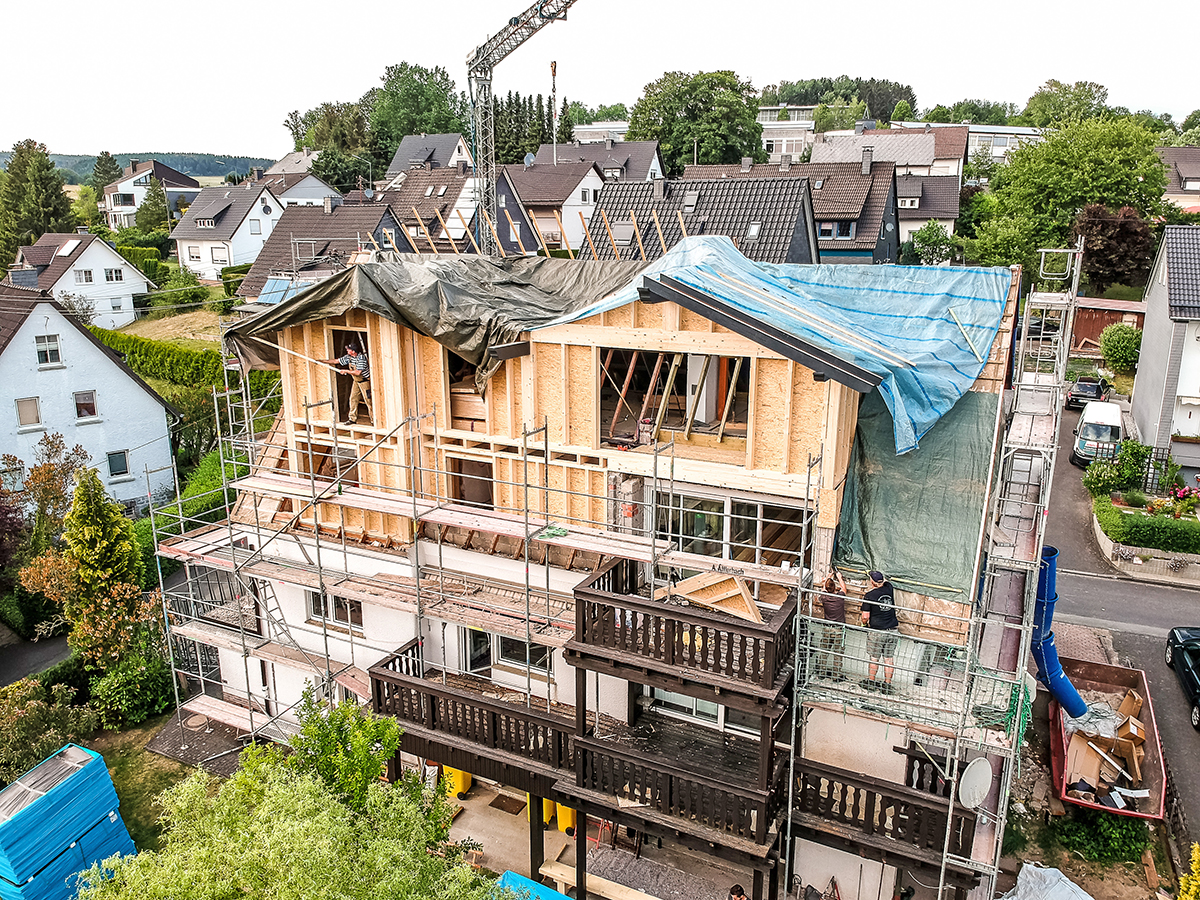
[1065,376,1111,410]
[1164,628,1200,729]
[1070,400,1123,466]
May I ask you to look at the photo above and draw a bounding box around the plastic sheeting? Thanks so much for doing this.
[225,236,1011,453]
[496,870,571,900]
[543,237,1012,453]
[834,388,999,600]
[999,863,1095,900]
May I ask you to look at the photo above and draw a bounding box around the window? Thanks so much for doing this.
[295,240,316,260]
[818,222,834,238]
[187,245,201,261]
[424,186,434,197]
[104,268,123,282]
[647,688,758,735]
[899,198,919,209]
[655,488,810,569]
[836,221,854,239]
[74,269,93,284]
[211,246,229,264]
[133,175,150,185]
[1,464,23,493]
[498,193,506,208]
[307,590,363,629]
[508,221,522,243]
[603,167,621,180]
[15,397,41,428]
[744,221,762,242]
[196,217,215,228]
[382,228,396,248]
[580,188,589,203]
[462,629,551,674]
[764,140,776,153]
[111,193,135,206]
[498,637,550,672]
[437,185,447,196]
[107,450,129,477]
[35,334,61,365]
[992,136,1008,148]
[249,219,261,234]
[610,222,635,247]
[74,391,97,418]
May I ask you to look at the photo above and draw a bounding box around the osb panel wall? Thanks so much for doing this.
[566,345,594,447]
[788,364,827,473]
[534,343,565,444]
[750,358,790,470]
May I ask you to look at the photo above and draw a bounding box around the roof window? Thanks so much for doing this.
[682,191,699,213]
[744,222,762,242]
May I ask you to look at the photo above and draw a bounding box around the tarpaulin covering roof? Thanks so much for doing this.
[0,744,134,900]
[225,236,1011,453]
[835,389,999,600]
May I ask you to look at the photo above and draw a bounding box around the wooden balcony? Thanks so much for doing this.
[567,557,796,704]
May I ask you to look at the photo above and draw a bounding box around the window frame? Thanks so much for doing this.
[15,397,41,428]
[35,334,61,365]
[307,590,364,631]
[104,267,123,282]
[74,390,98,419]
[106,450,130,478]
[74,269,93,284]
[249,218,262,234]
[836,220,854,239]
[187,245,201,261]
[817,222,834,238]
[210,245,229,265]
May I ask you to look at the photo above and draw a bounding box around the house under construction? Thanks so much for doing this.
[147,235,1082,900]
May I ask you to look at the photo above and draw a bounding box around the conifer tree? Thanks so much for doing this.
[135,177,169,231]
[556,97,575,144]
[0,140,76,268]
[90,151,123,194]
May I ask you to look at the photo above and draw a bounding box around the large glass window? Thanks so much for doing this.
[655,489,810,568]
[648,687,756,735]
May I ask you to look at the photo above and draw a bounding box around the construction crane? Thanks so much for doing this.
[467,0,577,255]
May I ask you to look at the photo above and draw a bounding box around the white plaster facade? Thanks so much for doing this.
[0,303,174,511]
[275,175,342,207]
[177,189,284,281]
[46,239,152,329]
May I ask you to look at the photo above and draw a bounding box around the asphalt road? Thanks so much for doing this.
[1043,401,1200,841]
[0,635,71,687]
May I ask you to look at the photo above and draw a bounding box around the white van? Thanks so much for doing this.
[1070,400,1123,466]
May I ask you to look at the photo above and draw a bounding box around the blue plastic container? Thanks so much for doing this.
[1031,631,1087,718]
[1037,545,1059,601]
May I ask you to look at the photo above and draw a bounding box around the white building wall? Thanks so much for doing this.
[51,241,151,329]
[0,304,173,510]
[794,839,896,900]
[279,176,341,207]
[898,217,956,243]
[1171,320,1200,438]
[559,170,605,247]
[802,706,910,784]
[180,191,284,280]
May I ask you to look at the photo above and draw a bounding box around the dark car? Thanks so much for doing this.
[1164,627,1200,729]
[1065,376,1111,410]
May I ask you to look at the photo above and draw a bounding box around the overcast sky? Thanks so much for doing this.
[3,0,1192,162]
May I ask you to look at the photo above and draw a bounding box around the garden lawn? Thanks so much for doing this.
[117,309,222,352]
[85,715,194,851]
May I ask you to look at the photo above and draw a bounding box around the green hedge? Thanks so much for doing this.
[221,263,253,298]
[88,327,281,402]
[117,245,163,283]
[1094,498,1200,554]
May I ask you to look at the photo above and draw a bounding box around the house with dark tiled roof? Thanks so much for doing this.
[534,139,665,182]
[0,298,175,513]
[3,233,155,328]
[814,126,968,178]
[349,164,487,253]
[682,155,899,264]
[172,183,285,280]
[384,134,473,182]
[586,176,818,263]
[236,201,409,307]
[103,159,202,230]
[503,161,604,253]
[895,174,960,242]
[1131,225,1200,464]
[863,126,969,177]
[1157,146,1200,211]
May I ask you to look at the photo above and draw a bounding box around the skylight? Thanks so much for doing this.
[56,239,81,257]
[424,186,434,197]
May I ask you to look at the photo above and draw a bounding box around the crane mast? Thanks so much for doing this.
[467,0,577,254]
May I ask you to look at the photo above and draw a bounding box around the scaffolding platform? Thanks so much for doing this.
[180,695,301,743]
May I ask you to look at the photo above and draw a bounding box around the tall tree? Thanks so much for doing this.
[891,100,913,121]
[813,97,868,133]
[1071,204,1155,292]
[71,186,103,227]
[1184,109,1200,133]
[1017,79,1109,126]
[135,177,168,231]
[594,102,629,121]
[1,433,90,555]
[628,70,765,176]
[90,151,122,194]
[369,62,468,168]
[556,97,575,144]
[0,140,75,267]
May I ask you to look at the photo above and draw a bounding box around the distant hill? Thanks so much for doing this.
[0,152,276,184]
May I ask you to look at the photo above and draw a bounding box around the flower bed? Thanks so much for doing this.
[1093,497,1200,554]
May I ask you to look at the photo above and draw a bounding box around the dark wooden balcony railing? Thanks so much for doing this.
[574,557,797,691]
[792,757,977,860]
[371,652,574,772]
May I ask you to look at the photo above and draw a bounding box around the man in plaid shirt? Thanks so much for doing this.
[322,339,371,425]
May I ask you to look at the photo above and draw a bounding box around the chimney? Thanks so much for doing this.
[252,166,264,181]
[861,147,873,176]
[740,157,753,173]
[75,226,89,234]
[458,160,469,176]
[652,177,665,201]
[8,268,39,290]
[323,195,335,215]
[605,137,613,150]
[129,159,140,173]
[778,154,792,173]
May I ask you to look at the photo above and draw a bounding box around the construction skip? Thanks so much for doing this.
[153,234,1032,900]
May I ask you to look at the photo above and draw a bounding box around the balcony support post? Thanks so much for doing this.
[752,868,763,900]
[529,792,545,882]
[576,813,589,900]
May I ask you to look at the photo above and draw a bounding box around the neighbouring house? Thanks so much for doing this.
[1157,146,1200,211]
[172,183,285,280]
[1131,225,1200,464]
[236,199,408,308]
[889,121,1042,169]
[4,233,155,328]
[342,164,486,254]
[254,170,342,208]
[758,104,818,163]
[586,176,820,263]
[266,148,322,175]
[102,159,201,230]
[683,154,899,264]
[895,174,961,242]
[535,138,665,182]
[0,299,175,513]
[502,161,605,253]
[384,133,473,183]
[860,125,969,178]
[571,120,630,143]
[155,238,1024,900]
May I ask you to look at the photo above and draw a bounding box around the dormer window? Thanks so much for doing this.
[603,167,621,180]
[899,198,920,209]
[196,217,215,228]
[682,191,699,213]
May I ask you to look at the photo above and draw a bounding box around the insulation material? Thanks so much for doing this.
[835,388,998,601]
[999,863,1095,900]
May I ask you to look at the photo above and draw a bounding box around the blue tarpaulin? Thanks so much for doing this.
[496,870,571,900]
[0,745,135,900]
[539,236,1012,453]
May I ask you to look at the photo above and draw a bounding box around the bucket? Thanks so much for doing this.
[1037,546,1059,601]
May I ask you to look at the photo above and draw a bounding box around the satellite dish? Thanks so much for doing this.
[364,188,375,200]
[958,757,992,810]
[523,152,536,168]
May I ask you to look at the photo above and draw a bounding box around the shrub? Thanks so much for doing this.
[1100,323,1142,374]
[1095,498,1200,553]
[1082,461,1124,497]
[0,679,98,786]
[131,517,179,588]
[221,263,253,298]
[36,653,93,704]
[1051,807,1148,863]
[89,653,174,729]
[0,585,57,640]
[1123,489,1147,508]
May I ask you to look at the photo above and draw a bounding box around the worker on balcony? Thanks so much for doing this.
[861,570,899,694]
[817,569,847,681]
[323,340,371,425]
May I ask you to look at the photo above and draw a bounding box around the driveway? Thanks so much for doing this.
[1045,407,1116,577]
[0,635,71,687]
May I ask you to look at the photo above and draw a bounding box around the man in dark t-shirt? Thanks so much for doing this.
[860,570,900,693]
